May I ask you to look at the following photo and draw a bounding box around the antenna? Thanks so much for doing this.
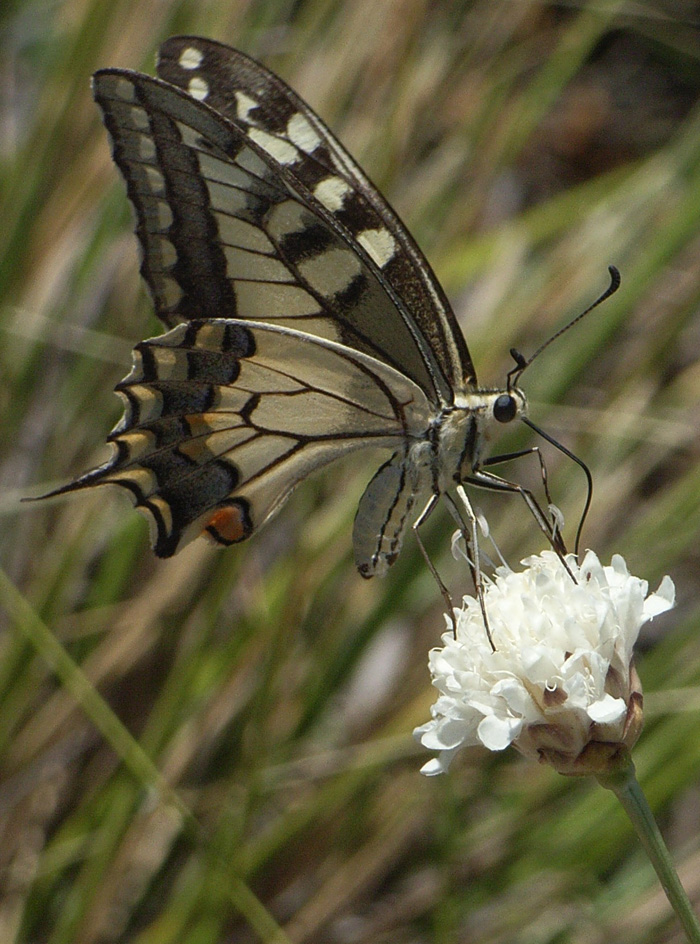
[507,265,620,389]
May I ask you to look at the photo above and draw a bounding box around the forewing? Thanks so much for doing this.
[53,320,433,558]
[93,68,456,404]
[156,37,476,393]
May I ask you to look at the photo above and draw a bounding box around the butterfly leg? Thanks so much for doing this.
[412,489,496,648]
[412,493,458,634]
[483,446,561,548]
[463,469,575,581]
[450,486,495,649]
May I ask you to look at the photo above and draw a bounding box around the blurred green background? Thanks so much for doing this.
[2,1,700,942]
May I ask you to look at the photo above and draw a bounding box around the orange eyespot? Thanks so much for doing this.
[204,502,251,545]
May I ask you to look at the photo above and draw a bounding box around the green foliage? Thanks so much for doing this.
[2,2,700,941]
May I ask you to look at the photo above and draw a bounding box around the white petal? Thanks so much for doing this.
[643,576,675,619]
[491,677,534,717]
[477,713,522,751]
[420,755,450,776]
[587,693,626,724]
[610,554,630,577]
[520,646,561,684]
[419,719,470,751]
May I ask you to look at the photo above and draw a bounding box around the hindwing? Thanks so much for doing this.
[60,319,432,557]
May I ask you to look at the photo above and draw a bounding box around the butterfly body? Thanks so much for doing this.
[352,387,527,576]
[44,37,532,574]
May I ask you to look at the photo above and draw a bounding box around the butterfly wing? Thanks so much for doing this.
[156,37,476,395]
[93,44,474,406]
[55,319,433,558]
[48,44,479,568]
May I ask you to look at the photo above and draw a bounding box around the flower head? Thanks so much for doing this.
[415,550,675,777]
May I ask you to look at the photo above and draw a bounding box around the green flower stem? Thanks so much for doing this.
[597,751,700,944]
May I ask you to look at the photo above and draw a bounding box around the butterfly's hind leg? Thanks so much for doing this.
[449,486,495,649]
[412,493,457,634]
[413,489,496,649]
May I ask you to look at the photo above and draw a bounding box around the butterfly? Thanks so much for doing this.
[43,36,616,578]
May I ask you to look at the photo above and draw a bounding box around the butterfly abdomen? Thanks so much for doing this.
[353,439,435,577]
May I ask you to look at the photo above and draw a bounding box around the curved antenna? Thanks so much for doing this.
[521,416,593,557]
[508,265,620,390]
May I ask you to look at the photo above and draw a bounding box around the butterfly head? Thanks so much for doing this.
[490,344,530,426]
[448,386,528,483]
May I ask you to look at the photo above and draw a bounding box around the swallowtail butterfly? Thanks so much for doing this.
[44,37,613,576]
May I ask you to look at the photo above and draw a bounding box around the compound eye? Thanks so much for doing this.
[494,394,517,423]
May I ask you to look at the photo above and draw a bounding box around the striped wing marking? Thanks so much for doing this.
[94,69,455,406]
[65,319,432,558]
[156,37,476,396]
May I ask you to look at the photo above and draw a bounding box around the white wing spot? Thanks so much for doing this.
[113,465,159,497]
[267,200,309,239]
[298,247,362,296]
[313,176,352,212]
[179,47,204,70]
[235,91,259,122]
[126,105,150,132]
[155,275,184,312]
[188,76,209,101]
[121,430,155,462]
[143,165,166,196]
[109,75,138,103]
[160,277,183,308]
[153,200,174,230]
[152,236,177,268]
[175,122,206,149]
[248,127,298,165]
[286,112,321,153]
[357,228,397,268]
[138,135,156,161]
[150,347,178,379]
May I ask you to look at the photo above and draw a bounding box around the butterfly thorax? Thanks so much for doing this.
[437,387,528,486]
[352,386,527,577]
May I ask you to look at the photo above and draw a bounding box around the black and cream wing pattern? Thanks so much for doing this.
[45,36,526,575]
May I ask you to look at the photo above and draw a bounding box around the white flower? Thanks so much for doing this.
[415,550,675,777]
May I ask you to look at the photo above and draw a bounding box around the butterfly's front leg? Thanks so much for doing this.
[462,466,570,563]
[482,444,561,543]
[445,486,496,647]
[410,492,457,633]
